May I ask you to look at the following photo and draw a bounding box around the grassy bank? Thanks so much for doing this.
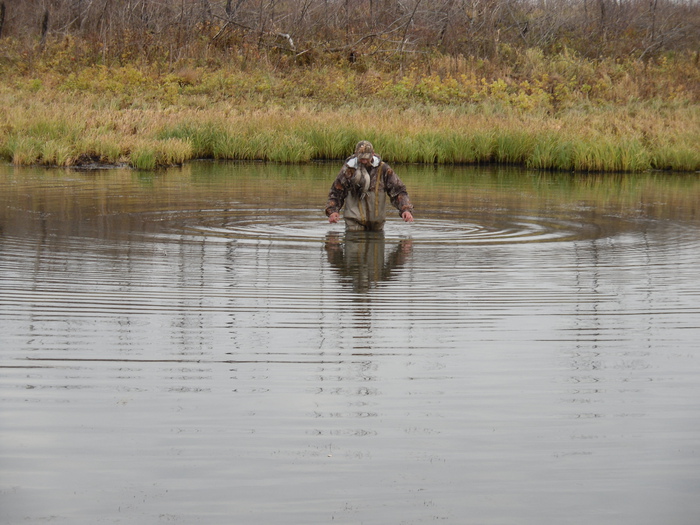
[1,41,699,172]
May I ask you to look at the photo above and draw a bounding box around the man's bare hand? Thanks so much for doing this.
[328,212,340,223]
[402,211,414,223]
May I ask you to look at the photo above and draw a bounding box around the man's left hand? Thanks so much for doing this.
[402,211,414,223]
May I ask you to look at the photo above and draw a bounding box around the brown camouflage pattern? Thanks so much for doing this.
[354,140,375,159]
[325,156,414,228]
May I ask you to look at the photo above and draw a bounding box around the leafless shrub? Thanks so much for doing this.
[0,0,697,65]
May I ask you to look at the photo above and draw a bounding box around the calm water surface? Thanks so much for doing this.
[1,162,699,524]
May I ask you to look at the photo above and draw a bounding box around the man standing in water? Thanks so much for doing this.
[325,141,414,231]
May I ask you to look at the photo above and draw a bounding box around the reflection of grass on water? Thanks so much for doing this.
[406,164,700,220]
[3,162,696,224]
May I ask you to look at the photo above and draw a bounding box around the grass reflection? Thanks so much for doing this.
[0,164,698,234]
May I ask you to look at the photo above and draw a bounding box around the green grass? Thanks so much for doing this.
[527,134,575,170]
[1,47,698,172]
[3,111,698,171]
[131,146,157,170]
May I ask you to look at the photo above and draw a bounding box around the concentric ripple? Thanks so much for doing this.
[166,209,601,245]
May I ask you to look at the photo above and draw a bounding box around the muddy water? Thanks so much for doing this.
[1,162,699,524]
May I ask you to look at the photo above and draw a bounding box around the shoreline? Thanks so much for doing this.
[4,157,698,175]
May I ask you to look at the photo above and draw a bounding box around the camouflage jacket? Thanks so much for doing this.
[325,155,414,227]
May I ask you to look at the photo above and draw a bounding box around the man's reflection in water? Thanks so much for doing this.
[324,231,413,293]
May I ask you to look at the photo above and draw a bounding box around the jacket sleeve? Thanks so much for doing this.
[383,164,414,217]
[325,165,351,217]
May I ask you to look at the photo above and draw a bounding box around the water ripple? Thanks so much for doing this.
[3,167,700,525]
[166,209,602,245]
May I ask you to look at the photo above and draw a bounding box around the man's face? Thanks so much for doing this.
[359,157,371,167]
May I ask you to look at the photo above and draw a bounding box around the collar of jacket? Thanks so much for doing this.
[346,155,381,169]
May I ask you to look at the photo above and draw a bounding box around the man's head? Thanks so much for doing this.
[354,141,374,162]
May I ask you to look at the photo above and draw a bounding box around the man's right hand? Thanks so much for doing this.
[328,212,340,223]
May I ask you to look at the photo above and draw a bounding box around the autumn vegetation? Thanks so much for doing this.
[0,0,698,171]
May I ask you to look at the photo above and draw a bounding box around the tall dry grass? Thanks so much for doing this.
[0,43,698,171]
[2,91,698,171]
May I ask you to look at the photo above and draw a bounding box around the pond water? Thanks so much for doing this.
[1,161,699,525]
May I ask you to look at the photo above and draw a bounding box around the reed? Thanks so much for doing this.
[269,134,315,163]
[78,133,124,165]
[470,131,497,163]
[131,146,157,170]
[302,126,361,160]
[1,75,698,172]
[527,134,575,171]
[6,137,41,166]
[572,138,613,172]
[616,139,651,172]
[158,124,218,158]
[495,130,539,166]
[427,132,466,164]
[41,140,74,167]
[210,128,247,160]
[373,134,422,163]
[650,138,700,172]
[157,138,193,166]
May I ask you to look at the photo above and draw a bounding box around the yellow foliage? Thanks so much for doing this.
[1,42,698,171]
